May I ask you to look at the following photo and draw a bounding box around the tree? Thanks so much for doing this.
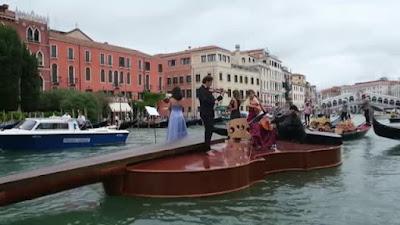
[20,44,40,111]
[135,92,165,110]
[0,25,40,111]
[0,25,22,111]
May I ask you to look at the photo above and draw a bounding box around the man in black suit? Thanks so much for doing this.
[197,75,227,150]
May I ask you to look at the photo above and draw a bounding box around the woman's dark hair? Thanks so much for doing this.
[202,75,213,84]
[171,87,183,101]
[232,90,241,105]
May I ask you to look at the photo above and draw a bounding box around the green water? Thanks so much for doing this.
[1,119,400,225]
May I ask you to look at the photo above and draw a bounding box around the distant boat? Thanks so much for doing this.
[0,117,129,150]
[340,123,371,140]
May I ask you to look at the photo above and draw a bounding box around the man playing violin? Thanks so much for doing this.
[197,75,227,151]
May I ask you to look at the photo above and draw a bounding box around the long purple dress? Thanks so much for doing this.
[166,105,188,142]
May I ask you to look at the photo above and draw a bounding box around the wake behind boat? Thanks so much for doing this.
[0,117,129,150]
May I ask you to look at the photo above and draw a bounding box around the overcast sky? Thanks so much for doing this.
[5,0,400,89]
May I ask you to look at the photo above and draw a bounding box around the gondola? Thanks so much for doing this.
[389,117,400,123]
[118,119,138,130]
[372,117,400,140]
[341,123,371,140]
[0,120,21,130]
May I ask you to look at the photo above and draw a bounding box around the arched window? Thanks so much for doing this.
[327,102,332,107]
[100,69,105,82]
[68,66,75,85]
[384,99,388,104]
[51,64,58,83]
[372,96,377,102]
[390,99,395,105]
[126,72,130,84]
[27,27,33,41]
[338,99,342,105]
[396,101,400,106]
[39,75,44,91]
[378,97,383,103]
[119,71,124,84]
[85,68,91,81]
[333,100,337,106]
[33,29,40,42]
[113,71,119,87]
[108,70,112,83]
[36,51,43,66]
[349,96,354,102]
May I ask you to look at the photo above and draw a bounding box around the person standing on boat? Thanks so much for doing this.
[304,102,312,126]
[197,75,227,151]
[77,110,86,129]
[228,90,241,120]
[166,87,188,142]
[62,112,71,119]
[340,101,350,121]
[361,94,371,125]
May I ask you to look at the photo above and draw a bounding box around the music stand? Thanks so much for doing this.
[145,106,160,143]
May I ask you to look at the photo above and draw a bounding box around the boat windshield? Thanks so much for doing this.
[18,120,37,130]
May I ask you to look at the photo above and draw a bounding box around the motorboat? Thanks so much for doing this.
[0,117,129,150]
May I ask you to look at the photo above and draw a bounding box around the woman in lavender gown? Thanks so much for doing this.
[166,87,188,142]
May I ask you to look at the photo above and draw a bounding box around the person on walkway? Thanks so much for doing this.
[166,87,188,142]
[304,102,312,126]
[228,90,241,120]
[361,94,371,125]
[340,101,350,121]
[197,75,227,150]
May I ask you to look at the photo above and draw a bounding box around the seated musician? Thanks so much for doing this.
[273,105,306,142]
[250,115,277,151]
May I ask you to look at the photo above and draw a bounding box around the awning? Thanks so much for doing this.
[109,102,132,112]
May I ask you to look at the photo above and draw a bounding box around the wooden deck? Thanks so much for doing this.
[0,136,224,206]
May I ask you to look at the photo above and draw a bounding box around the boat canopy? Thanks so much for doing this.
[109,102,132,112]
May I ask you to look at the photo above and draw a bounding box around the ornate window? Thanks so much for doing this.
[36,51,43,66]
[27,27,33,41]
[51,64,58,83]
[33,29,40,42]
[85,68,91,81]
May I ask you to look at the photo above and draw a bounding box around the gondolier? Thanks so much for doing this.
[361,94,371,125]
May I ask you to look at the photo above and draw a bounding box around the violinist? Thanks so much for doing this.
[197,75,227,151]
[246,89,263,122]
[228,90,241,119]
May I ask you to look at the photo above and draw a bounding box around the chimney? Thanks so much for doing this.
[188,46,191,50]
[235,44,240,51]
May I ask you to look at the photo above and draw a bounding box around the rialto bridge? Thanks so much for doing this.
[320,92,400,113]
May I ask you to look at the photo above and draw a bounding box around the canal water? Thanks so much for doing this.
[1,117,400,225]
